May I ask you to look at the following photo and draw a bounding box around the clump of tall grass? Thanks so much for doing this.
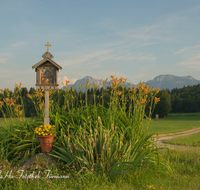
[0,75,171,177]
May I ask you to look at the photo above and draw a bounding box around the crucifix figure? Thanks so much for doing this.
[45,42,51,52]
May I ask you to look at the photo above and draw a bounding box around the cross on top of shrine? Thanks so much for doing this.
[45,42,51,52]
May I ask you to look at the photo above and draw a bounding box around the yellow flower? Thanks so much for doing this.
[38,132,41,135]
[50,133,52,135]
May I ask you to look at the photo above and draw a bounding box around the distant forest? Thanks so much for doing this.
[1,83,200,118]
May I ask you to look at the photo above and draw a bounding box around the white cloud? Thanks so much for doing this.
[173,45,200,55]
[0,53,12,64]
[114,53,156,61]
[175,51,200,69]
[10,42,27,47]
[58,76,78,89]
[140,42,158,47]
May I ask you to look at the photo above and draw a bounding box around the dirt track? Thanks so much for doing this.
[151,128,200,152]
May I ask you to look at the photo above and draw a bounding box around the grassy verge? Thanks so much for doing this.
[0,148,199,190]
[148,115,200,135]
[163,132,200,147]
[168,112,200,116]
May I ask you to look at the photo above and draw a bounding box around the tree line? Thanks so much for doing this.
[1,83,200,118]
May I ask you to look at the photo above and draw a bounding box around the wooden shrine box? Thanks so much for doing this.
[32,51,62,90]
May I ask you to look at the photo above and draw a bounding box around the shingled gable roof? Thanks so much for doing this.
[32,58,62,70]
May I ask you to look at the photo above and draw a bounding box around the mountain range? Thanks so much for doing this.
[61,75,200,92]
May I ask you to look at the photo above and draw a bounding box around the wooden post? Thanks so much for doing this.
[156,114,159,121]
[44,88,49,125]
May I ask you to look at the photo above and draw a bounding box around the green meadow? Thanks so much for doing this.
[148,114,200,135]
[1,81,200,190]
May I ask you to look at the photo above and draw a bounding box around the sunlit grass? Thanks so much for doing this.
[148,116,200,135]
[0,148,199,189]
[163,132,200,147]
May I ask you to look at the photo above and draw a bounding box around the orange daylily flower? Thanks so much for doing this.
[154,97,160,103]
[117,90,122,95]
[141,99,146,104]
[0,89,3,93]
[19,82,22,88]
[144,89,149,94]
[155,88,160,93]
[10,98,14,105]
[140,84,146,90]
[95,83,98,87]
[119,77,125,82]
[110,75,116,80]
[65,80,70,85]
[27,94,31,98]
[50,91,53,95]
[111,80,120,87]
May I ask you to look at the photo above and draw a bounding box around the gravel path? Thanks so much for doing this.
[151,129,200,152]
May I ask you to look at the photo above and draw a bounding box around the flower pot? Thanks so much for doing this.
[37,135,55,152]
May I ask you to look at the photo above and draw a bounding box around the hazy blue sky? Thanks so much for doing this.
[1,0,200,91]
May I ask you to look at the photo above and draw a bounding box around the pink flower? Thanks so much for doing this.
[79,180,81,183]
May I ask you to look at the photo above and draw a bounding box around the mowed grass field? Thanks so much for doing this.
[148,113,200,135]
